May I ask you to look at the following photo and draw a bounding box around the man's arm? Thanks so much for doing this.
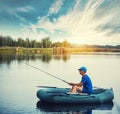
[68,82,83,87]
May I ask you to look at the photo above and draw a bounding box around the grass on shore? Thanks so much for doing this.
[0,47,53,54]
[0,47,120,54]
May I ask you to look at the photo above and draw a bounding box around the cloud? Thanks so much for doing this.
[21,0,120,45]
[48,0,64,15]
[16,5,35,12]
[21,24,48,40]
[3,7,26,22]
[1,5,34,23]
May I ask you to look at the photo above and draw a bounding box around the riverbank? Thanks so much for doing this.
[0,47,53,54]
[0,47,120,54]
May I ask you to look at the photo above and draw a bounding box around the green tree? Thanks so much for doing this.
[5,36,13,46]
[52,42,62,47]
[31,40,37,48]
[0,36,6,46]
[25,38,30,48]
[41,37,52,48]
[18,38,25,47]
[62,40,70,47]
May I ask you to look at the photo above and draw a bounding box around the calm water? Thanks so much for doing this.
[0,53,120,114]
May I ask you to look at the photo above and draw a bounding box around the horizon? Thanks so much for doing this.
[1,35,120,47]
[0,0,120,45]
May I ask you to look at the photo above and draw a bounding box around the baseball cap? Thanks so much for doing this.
[78,66,87,73]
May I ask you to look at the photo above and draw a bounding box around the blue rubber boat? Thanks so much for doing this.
[37,87,114,104]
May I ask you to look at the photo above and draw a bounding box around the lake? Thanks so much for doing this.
[0,53,120,114]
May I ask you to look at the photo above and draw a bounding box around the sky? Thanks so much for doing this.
[0,0,120,45]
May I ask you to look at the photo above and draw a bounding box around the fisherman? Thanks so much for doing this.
[68,66,93,94]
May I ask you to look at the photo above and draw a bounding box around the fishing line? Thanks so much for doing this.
[23,62,68,84]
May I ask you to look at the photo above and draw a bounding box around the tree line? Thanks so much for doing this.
[0,35,120,49]
[0,35,70,48]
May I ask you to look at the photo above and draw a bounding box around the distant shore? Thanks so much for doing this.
[0,47,120,54]
[0,36,120,54]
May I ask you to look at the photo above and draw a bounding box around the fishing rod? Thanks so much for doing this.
[23,62,69,84]
[37,86,57,88]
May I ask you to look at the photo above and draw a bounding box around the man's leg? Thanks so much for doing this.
[70,85,82,93]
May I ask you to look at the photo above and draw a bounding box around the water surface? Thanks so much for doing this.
[0,53,120,114]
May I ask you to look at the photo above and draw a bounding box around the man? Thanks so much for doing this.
[68,66,93,94]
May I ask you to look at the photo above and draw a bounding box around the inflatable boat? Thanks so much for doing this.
[37,87,114,104]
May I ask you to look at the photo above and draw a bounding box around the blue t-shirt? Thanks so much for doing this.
[81,74,93,94]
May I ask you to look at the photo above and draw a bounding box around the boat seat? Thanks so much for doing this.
[67,92,88,95]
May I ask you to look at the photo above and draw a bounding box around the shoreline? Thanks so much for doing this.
[0,47,120,54]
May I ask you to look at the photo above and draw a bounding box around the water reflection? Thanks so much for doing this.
[53,53,70,62]
[0,53,70,64]
[0,54,15,65]
[40,54,52,63]
[36,101,113,113]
